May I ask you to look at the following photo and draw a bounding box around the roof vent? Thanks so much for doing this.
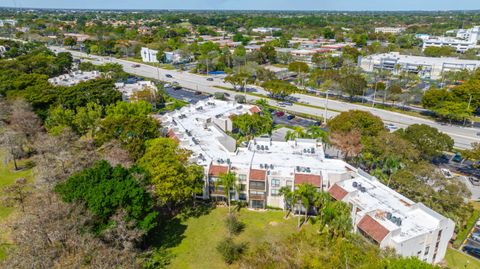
[360,187,366,192]
[352,182,358,188]
[265,164,268,169]
[386,212,392,220]
[260,164,264,169]
[270,164,274,169]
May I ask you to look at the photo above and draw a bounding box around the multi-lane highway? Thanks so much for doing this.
[51,46,480,149]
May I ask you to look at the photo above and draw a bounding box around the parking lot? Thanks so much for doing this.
[164,86,209,104]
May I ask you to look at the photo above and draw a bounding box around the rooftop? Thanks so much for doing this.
[336,174,448,242]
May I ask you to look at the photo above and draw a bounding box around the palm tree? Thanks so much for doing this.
[314,191,331,229]
[306,126,329,143]
[327,202,352,238]
[284,130,296,141]
[294,184,318,228]
[279,186,295,219]
[382,156,402,187]
[216,172,239,214]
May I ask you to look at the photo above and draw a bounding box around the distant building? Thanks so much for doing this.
[48,71,101,86]
[64,33,90,42]
[252,27,282,34]
[115,80,157,102]
[0,19,17,27]
[141,47,191,64]
[161,98,455,264]
[359,52,480,79]
[422,26,479,53]
[141,47,159,63]
[455,26,480,41]
[374,27,406,34]
[0,45,6,56]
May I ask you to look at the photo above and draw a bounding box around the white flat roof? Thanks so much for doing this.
[363,52,480,66]
[337,175,445,241]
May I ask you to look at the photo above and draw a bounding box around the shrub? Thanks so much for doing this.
[216,237,247,264]
[225,214,245,236]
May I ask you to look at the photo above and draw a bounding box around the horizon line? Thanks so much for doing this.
[1,6,480,12]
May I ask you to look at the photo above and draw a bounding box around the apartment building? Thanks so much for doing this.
[161,98,454,263]
[115,80,157,102]
[329,173,454,264]
[359,52,480,79]
[47,70,101,86]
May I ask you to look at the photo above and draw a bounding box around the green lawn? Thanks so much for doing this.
[165,207,314,269]
[0,149,34,260]
[445,248,480,269]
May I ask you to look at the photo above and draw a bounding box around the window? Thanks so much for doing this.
[250,181,265,190]
[271,179,280,188]
[239,184,246,191]
[286,180,293,187]
[417,251,422,257]
[238,174,247,182]
[239,193,247,201]
[271,189,279,196]
[425,246,430,255]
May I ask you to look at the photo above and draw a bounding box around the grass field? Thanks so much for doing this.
[0,150,34,261]
[445,248,480,269]
[165,207,313,269]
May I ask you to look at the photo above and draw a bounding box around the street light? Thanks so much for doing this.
[324,90,330,125]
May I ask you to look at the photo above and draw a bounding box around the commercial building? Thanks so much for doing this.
[141,47,159,63]
[374,27,406,34]
[161,98,454,264]
[359,52,480,79]
[455,26,480,42]
[47,70,101,86]
[141,47,191,64]
[421,26,479,53]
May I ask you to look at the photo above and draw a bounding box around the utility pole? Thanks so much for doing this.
[324,90,329,125]
[464,94,473,126]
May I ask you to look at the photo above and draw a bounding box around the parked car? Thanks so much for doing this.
[432,154,450,165]
[469,177,480,186]
[275,111,285,117]
[441,168,453,178]
[287,115,296,120]
[206,77,214,81]
[476,132,480,137]
[452,153,462,163]
[471,232,480,242]
[131,64,141,68]
[283,102,293,106]
[165,74,173,78]
[224,92,230,97]
[194,91,202,95]
[463,245,480,257]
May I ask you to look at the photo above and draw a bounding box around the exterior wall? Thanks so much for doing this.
[141,47,159,63]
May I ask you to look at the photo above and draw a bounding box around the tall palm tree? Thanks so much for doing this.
[279,186,295,219]
[216,172,239,214]
[294,184,318,228]
[314,191,331,228]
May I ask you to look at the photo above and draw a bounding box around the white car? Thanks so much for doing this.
[441,168,453,178]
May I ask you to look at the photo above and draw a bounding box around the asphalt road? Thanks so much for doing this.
[51,46,480,149]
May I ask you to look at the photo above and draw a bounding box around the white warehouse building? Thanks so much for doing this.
[160,98,454,264]
[359,52,480,79]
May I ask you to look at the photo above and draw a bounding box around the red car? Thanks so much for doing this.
[275,111,285,117]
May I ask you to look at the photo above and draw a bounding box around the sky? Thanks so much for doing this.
[1,0,480,11]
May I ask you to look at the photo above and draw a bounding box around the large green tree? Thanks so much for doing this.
[138,138,204,212]
[328,110,384,137]
[397,124,454,160]
[55,160,159,233]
